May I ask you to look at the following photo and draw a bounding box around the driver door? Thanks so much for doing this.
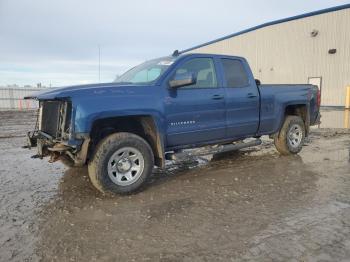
[164,57,226,148]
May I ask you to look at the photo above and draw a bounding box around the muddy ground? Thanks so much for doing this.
[0,110,350,262]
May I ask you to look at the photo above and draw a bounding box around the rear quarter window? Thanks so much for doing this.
[221,59,249,88]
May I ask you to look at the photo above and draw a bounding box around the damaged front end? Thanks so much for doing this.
[25,100,89,166]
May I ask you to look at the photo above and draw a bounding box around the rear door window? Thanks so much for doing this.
[221,59,249,88]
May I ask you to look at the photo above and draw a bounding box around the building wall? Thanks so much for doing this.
[0,88,42,109]
[187,8,350,106]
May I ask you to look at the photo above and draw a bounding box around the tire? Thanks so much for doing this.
[60,154,75,168]
[88,132,154,194]
[274,115,305,155]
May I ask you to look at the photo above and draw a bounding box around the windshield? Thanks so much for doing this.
[115,57,176,84]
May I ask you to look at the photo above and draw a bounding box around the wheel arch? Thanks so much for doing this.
[88,115,165,168]
[281,104,310,136]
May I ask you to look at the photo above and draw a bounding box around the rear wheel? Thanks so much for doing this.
[274,116,305,155]
[88,132,154,194]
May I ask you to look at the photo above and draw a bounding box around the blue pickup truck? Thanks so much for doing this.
[25,53,321,194]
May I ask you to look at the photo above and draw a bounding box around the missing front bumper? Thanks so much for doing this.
[24,131,90,166]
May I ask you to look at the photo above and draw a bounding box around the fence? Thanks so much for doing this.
[0,87,44,110]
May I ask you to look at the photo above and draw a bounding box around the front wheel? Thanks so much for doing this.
[274,115,305,155]
[88,132,154,194]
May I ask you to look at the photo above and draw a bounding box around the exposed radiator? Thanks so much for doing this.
[39,101,71,138]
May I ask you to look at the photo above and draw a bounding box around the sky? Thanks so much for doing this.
[0,0,349,87]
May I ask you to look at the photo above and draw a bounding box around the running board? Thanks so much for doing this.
[166,139,262,161]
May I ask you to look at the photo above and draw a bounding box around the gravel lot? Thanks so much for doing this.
[0,110,349,261]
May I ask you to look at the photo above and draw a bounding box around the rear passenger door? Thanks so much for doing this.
[220,58,259,138]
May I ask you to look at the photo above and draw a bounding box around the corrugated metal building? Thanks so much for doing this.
[0,87,42,110]
[183,4,350,107]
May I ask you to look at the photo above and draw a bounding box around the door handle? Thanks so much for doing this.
[247,93,257,98]
[212,94,224,100]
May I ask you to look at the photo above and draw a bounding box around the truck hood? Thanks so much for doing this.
[24,82,147,100]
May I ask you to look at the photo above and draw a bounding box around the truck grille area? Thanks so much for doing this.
[39,101,72,139]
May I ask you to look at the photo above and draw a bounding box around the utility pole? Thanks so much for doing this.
[98,45,101,83]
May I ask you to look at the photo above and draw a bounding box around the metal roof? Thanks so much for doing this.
[181,3,350,53]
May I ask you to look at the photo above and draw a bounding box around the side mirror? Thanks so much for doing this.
[169,72,196,88]
[255,79,261,86]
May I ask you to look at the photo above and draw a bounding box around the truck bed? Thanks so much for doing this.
[257,84,320,135]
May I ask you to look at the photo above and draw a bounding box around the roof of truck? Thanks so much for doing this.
[178,53,245,60]
[181,3,350,53]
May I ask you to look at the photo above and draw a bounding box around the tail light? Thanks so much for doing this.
[316,88,321,107]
